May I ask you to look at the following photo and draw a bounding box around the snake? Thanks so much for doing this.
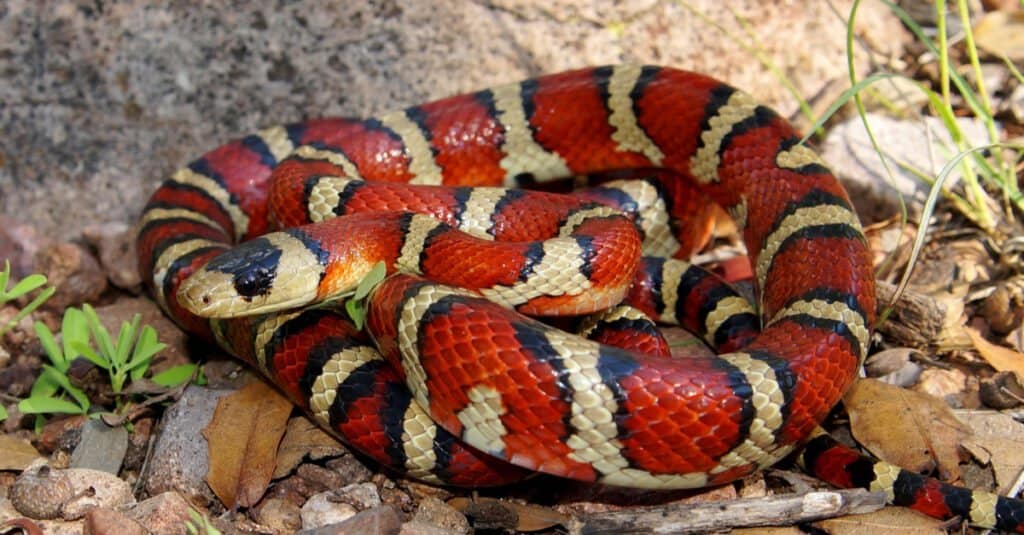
[136,65,1024,531]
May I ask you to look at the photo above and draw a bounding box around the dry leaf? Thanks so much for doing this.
[273,416,346,479]
[0,435,43,471]
[966,327,1024,379]
[844,379,970,481]
[815,507,946,534]
[956,410,1024,494]
[203,381,293,508]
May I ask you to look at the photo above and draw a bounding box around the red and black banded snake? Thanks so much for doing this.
[136,65,1024,531]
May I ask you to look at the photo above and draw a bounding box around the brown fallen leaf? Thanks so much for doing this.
[273,416,346,479]
[0,436,43,471]
[203,381,293,509]
[956,410,1024,495]
[844,379,970,481]
[966,327,1024,379]
[815,506,946,534]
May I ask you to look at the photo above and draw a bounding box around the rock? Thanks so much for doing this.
[301,491,357,530]
[1,1,908,240]
[255,496,303,534]
[36,414,88,455]
[10,460,135,521]
[335,482,381,509]
[407,496,470,535]
[125,491,194,534]
[58,466,135,520]
[296,463,349,494]
[822,113,994,224]
[9,464,74,519]
[324,453,373,485]
[84,507,147,535]
[0,217,46,279]
[34,242,108,311]
[379,483,414,514]
[142,385,232,504]
[82,222,142,290]
[0,496,81,535]
[297,505,402,535]
[69,419,128,474]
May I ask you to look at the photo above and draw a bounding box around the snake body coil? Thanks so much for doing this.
[137,65,1024,531]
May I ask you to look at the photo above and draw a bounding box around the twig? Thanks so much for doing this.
[569,488,886,534]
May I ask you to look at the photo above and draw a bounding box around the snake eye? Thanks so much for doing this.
[233,267,273,299]
[203,237,283,301]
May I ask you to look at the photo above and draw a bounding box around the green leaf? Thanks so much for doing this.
[345,262,387,330]
[39,365,90,410]
[354,261,387,301]
[7,273,47,300]
[61,307,87,362]
[83,304,116,361]
[127,326,164,382]
[71,340,110,370]
[3,286,56,338]
[151,364,198,387]
[29,366,61,398]
[0,404,7,422]
[19,395,88,415]
[113,315,141,367]
[345,298,365,330]
[34,321,65,368]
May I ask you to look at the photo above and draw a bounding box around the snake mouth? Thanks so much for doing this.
[177,270,320,318]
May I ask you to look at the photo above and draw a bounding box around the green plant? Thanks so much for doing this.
[16,304,197,422]
[343,261,388,329]
[853,0,1024,234]
[184,507,222,535]
[19,308,92,417]
[71,304,168,395]
[0,260,55,338]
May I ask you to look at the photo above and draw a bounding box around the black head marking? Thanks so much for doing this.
[205,237,282,300]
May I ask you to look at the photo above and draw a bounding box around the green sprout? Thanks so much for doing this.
[16,304,196,423]
[184,507,222,535]
[344,261,388,330]
[0,260,55,338]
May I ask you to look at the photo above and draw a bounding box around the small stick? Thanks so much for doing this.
[569,488,887,535]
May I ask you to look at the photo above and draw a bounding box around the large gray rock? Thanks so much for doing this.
[1,0,907,243]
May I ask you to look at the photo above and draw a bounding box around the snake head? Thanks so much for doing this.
[177,231,325,318]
